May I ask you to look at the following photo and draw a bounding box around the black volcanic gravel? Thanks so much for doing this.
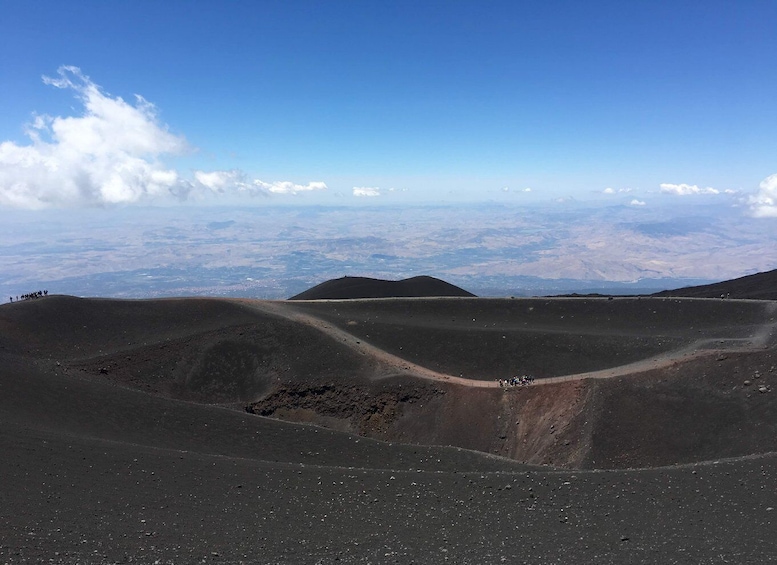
[3,296,777,563]
[3,417,777,564]
[3,354,777,564]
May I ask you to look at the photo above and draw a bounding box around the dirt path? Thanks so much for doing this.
[232,299,777,389]
[235,299,494,387]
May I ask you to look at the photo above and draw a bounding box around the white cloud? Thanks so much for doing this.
[659,183,720,196]
[194,170,245,193]
[0,66,188,208]
[192,170,327,197]
[353,186,382,197]
[629,199,646,206]
[522,187,532,192]
[258,180,327,194]
[748,174,777,217]
[0,67,327,208]
[602,187,632,195]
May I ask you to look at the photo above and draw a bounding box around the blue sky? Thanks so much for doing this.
[1,0,776,209]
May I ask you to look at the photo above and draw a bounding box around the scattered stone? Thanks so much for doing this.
[758,386,769,393]
[744,380,752,386]
[620,536,629,542]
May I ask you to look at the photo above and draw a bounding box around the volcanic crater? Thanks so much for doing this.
[4,275,777,563]
[4,280,776,471]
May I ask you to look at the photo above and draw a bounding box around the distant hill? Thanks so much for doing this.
[288,275,476,300]
[653,268,777,300]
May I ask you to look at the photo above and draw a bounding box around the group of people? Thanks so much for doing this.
[9,290,47,302]
[497,375,535,388]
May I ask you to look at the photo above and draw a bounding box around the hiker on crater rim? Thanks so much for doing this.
[500,375,536,388]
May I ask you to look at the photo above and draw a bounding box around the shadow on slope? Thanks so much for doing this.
[0,295,376,404]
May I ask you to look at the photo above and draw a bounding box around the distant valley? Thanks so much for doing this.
[2,201,776,300]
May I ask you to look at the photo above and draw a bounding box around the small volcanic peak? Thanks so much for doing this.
[288,275,476,300]
[654,268,777,300]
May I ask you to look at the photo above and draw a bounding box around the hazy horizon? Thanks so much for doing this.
[2,199,773,301]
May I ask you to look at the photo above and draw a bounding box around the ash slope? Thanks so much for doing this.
[2,295,777,563]
[3,295,777,469]
[279,296,777,468]
[654,267,777,300]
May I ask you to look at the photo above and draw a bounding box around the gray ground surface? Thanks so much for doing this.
[2,296,777,563]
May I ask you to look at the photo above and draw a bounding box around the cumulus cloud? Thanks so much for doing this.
[191,170,327,197]
[194,170,245,193]
[0,66,188,208]
[659,183,720,196]
[602,187,632,195]
[0,67,327,208]
[353,186,381,197]
[259,180,327,194]
[629,199,646,206]
[748,174,777,217]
